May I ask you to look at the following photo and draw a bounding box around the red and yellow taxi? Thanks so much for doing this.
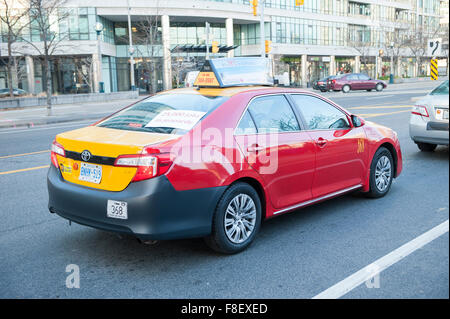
[48,58,402,253]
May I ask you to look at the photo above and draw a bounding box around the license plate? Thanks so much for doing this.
[107,200,128,220]
[78,162,102,184]
[435,108,449,120]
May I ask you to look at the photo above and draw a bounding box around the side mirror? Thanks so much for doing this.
[351,115,365,127]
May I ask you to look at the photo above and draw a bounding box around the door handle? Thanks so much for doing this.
[247,144,264,153]
[316,138,328,147]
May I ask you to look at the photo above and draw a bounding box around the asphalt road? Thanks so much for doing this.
[0,81,448,299]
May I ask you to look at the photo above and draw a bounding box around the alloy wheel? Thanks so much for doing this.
[375,155,392,192]
[224,194,257,244]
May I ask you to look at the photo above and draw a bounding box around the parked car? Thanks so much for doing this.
[313,76,335,92]
[409,80,449,152]
[0,88,27,98]
[48,57,402,254]
[330,73,387,93]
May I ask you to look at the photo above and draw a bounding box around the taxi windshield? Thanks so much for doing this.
[97,93,229,134]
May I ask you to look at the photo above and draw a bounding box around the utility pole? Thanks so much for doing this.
[390,42,394,84]
[206,22,210,60]
[127,0,136,91]
[260,0,265,57]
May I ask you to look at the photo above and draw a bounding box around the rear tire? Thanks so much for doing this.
[417,142,437,152]
[365,147,394,198]
[204,183,262,254]
[376,83,384,92]
[342,85,351,93]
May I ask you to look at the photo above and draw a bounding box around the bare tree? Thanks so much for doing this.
[0,0,30,98]
[74,56,94,93]
[382,27,409,77]
[404,27,427,77]
[131,3,161,94]
[348,39,373,75]
[23,0,69,115]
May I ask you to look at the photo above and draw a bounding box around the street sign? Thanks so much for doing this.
[430,59,438,81]
[427,38,442,57]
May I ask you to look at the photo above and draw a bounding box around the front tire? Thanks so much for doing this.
[417,142,437,152]
[204,183,262,254]
[376,83,384,92]
[366,147,394,198]
[342,85,351,93]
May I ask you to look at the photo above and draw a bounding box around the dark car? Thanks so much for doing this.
[313,76,336,92]
[330,73,387,93]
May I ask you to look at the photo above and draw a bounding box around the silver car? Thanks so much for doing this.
[409,80,449,152]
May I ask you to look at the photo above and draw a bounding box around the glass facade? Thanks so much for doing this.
[0,1,444,94]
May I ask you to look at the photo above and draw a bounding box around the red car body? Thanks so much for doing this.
[48,86,402,252]
[330,73,387,92]
[166,88,402,215]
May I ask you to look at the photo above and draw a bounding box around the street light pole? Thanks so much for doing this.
[260,0,265,58]
[94,22,104,93]
[127,0,136,91]
[205,22,210,60]
[390,42,394,84]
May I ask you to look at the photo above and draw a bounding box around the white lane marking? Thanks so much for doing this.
[313,219,449,299]
[0,121,93,134]
[365,95,394,100]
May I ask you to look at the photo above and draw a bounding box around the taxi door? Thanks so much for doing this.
[234,94,316,210]
[289,94,368,198]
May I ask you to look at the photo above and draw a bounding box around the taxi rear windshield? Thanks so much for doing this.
[97,93,229,134]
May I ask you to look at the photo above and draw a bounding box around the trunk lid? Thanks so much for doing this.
[55,126,178,191]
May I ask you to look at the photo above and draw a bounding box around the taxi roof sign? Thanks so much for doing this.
[194,57,274,88]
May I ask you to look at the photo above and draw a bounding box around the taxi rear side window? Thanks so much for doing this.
[97,93,229,135]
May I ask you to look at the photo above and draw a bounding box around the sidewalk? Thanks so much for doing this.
[0,97,144,129]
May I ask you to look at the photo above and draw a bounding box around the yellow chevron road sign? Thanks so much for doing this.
[430,59,438,81]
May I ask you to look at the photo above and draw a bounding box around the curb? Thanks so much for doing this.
[0,113,109,130]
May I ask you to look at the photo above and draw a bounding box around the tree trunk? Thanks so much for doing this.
[45,57,52,116]
[7,40,14,98]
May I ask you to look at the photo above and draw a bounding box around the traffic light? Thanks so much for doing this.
[265,40,272,54]
[379,49,384,57]
[212,41,219,54]
[252,0,258,16]
[295,0,304,5]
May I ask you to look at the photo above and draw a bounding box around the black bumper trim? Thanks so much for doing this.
[47,166,227,240]
[427,121,449,131]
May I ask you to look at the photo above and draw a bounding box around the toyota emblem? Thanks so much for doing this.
[81,150,92,162]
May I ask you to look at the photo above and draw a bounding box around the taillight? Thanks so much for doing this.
[114,152,173,182]
[411,105,429,117]
[51,140,65,168]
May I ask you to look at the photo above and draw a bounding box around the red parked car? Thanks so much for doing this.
[330,73,387,93]
[48,58,402,254]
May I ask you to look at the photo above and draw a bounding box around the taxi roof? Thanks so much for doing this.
[161,86,312,97]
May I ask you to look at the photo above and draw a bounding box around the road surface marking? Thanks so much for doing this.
[0,165,50,175]
[313,219,449,299]
[357,110,410,118]
[0,150,50,159]
[365,95,394,100]
[349,105,412,110]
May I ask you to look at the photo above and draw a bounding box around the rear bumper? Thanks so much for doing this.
[409,115,449,145]
[47,165,227,240]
